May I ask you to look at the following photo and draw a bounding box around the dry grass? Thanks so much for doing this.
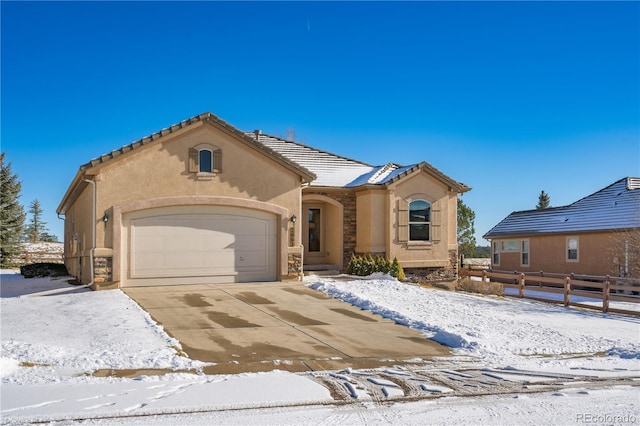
[456,278,504,296]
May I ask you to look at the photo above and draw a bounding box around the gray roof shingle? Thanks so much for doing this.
[247,132,469,191]
[483,177,640,238]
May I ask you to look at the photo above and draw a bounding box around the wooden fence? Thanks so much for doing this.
[459,268,640,317]
[13,243,64,266]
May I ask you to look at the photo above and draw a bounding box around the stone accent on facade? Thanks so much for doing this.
[405,250,458,283]
[94,256,113,283]
[405,266,456,282]
[449,249,459,278]
[309,190,357,271]
[287,252,302,278]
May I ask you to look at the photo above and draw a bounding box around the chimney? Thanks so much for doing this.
[254,129,262,140]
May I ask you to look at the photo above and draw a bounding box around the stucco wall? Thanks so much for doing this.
[65,122,304,286]
[356,189,387,254]
[386,171,458,270]
[63,184,94,282]
[302,190,354,270]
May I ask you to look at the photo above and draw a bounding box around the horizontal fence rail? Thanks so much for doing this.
[459,268,640,317]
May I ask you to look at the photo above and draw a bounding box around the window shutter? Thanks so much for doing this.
[213,149,222,172]
[188,148,198,173]
[397,199,409,242]
[431,205,441,242]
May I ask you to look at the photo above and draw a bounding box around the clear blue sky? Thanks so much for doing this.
[2,1,639,245]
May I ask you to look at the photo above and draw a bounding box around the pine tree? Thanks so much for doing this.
[25,199,49,243]
[457,197,476,258]
[0,153,26,267]
[536,190,551,210]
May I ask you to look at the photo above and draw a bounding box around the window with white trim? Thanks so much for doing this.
[492,241,500,266]
[521,239,529,266]
[409,200,431,241]
[567,237,579,262]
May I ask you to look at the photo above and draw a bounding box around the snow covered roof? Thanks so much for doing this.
[61,110,469,216]
[246,132,374,187]
[484,177,640,238]
[246,132,469,191]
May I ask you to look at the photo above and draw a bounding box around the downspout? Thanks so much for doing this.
[57,213,65,266]
[84,178,96,287]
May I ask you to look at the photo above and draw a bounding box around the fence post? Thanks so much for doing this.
[603,276,610,313]
[564,277,571,307]
[482,270,487,284]
[519,273,525,298]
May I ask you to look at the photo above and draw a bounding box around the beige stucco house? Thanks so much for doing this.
[484,177,640,277]
[57,112,470,289]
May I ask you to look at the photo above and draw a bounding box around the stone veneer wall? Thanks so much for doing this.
[287,253,302,278]
[94,256,113,283]
[404,249,459,282]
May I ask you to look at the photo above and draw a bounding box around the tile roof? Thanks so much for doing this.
[78,112,316,182]
[246,132,470,191]
[69,110,467,196]
[483,177,640,238]
[246,132,375,187]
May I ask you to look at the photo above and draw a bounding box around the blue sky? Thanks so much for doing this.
[2,1,639,244]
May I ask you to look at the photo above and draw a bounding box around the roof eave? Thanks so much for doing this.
[74,111,317,182]
[385,162,470,193]
[57,169,87,215]
[484,227,639,240]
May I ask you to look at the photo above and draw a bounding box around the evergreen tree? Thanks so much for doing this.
[0,153,26,267]
[536,190,551,209]
[457,197,476,258]
[25,199,49,243]
[39,232,59,243]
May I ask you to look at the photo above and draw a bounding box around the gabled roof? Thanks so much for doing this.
[78,112,315,181]
[483,177,640,239]
[246,132,470,191]
[57,112,316,215]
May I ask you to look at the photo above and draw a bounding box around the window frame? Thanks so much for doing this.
[408,199,431,242]
[189,143,222,180]
[198,149,213,173]
[566,236,579,262]
[492,241,500,266]
[520,239,530,267]
[501,240,520,252]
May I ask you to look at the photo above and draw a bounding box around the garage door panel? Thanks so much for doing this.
[125,207,277,285]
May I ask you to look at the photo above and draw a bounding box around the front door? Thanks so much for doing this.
[303,205,324,262]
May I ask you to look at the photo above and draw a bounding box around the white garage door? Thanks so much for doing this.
[123,206,277,286]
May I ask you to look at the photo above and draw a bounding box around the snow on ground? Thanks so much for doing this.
[1,270,639,424]
[308,274,640,375]
[1,270,205,385]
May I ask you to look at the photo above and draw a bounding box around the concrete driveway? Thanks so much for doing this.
[123,281,449,373]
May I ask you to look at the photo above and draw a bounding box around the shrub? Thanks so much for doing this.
[20,262,68,279]
[347,254,405,281]
[456,278,504,296]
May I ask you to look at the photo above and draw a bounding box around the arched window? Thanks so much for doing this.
[199,149,213,173]
[409,199,431,241]
[189,144,222,178]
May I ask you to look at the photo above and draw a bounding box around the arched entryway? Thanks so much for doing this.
[302,195,344,271]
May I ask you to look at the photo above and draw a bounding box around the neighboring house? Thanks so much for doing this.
[483,177,640,277]
[57,112,470,289]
